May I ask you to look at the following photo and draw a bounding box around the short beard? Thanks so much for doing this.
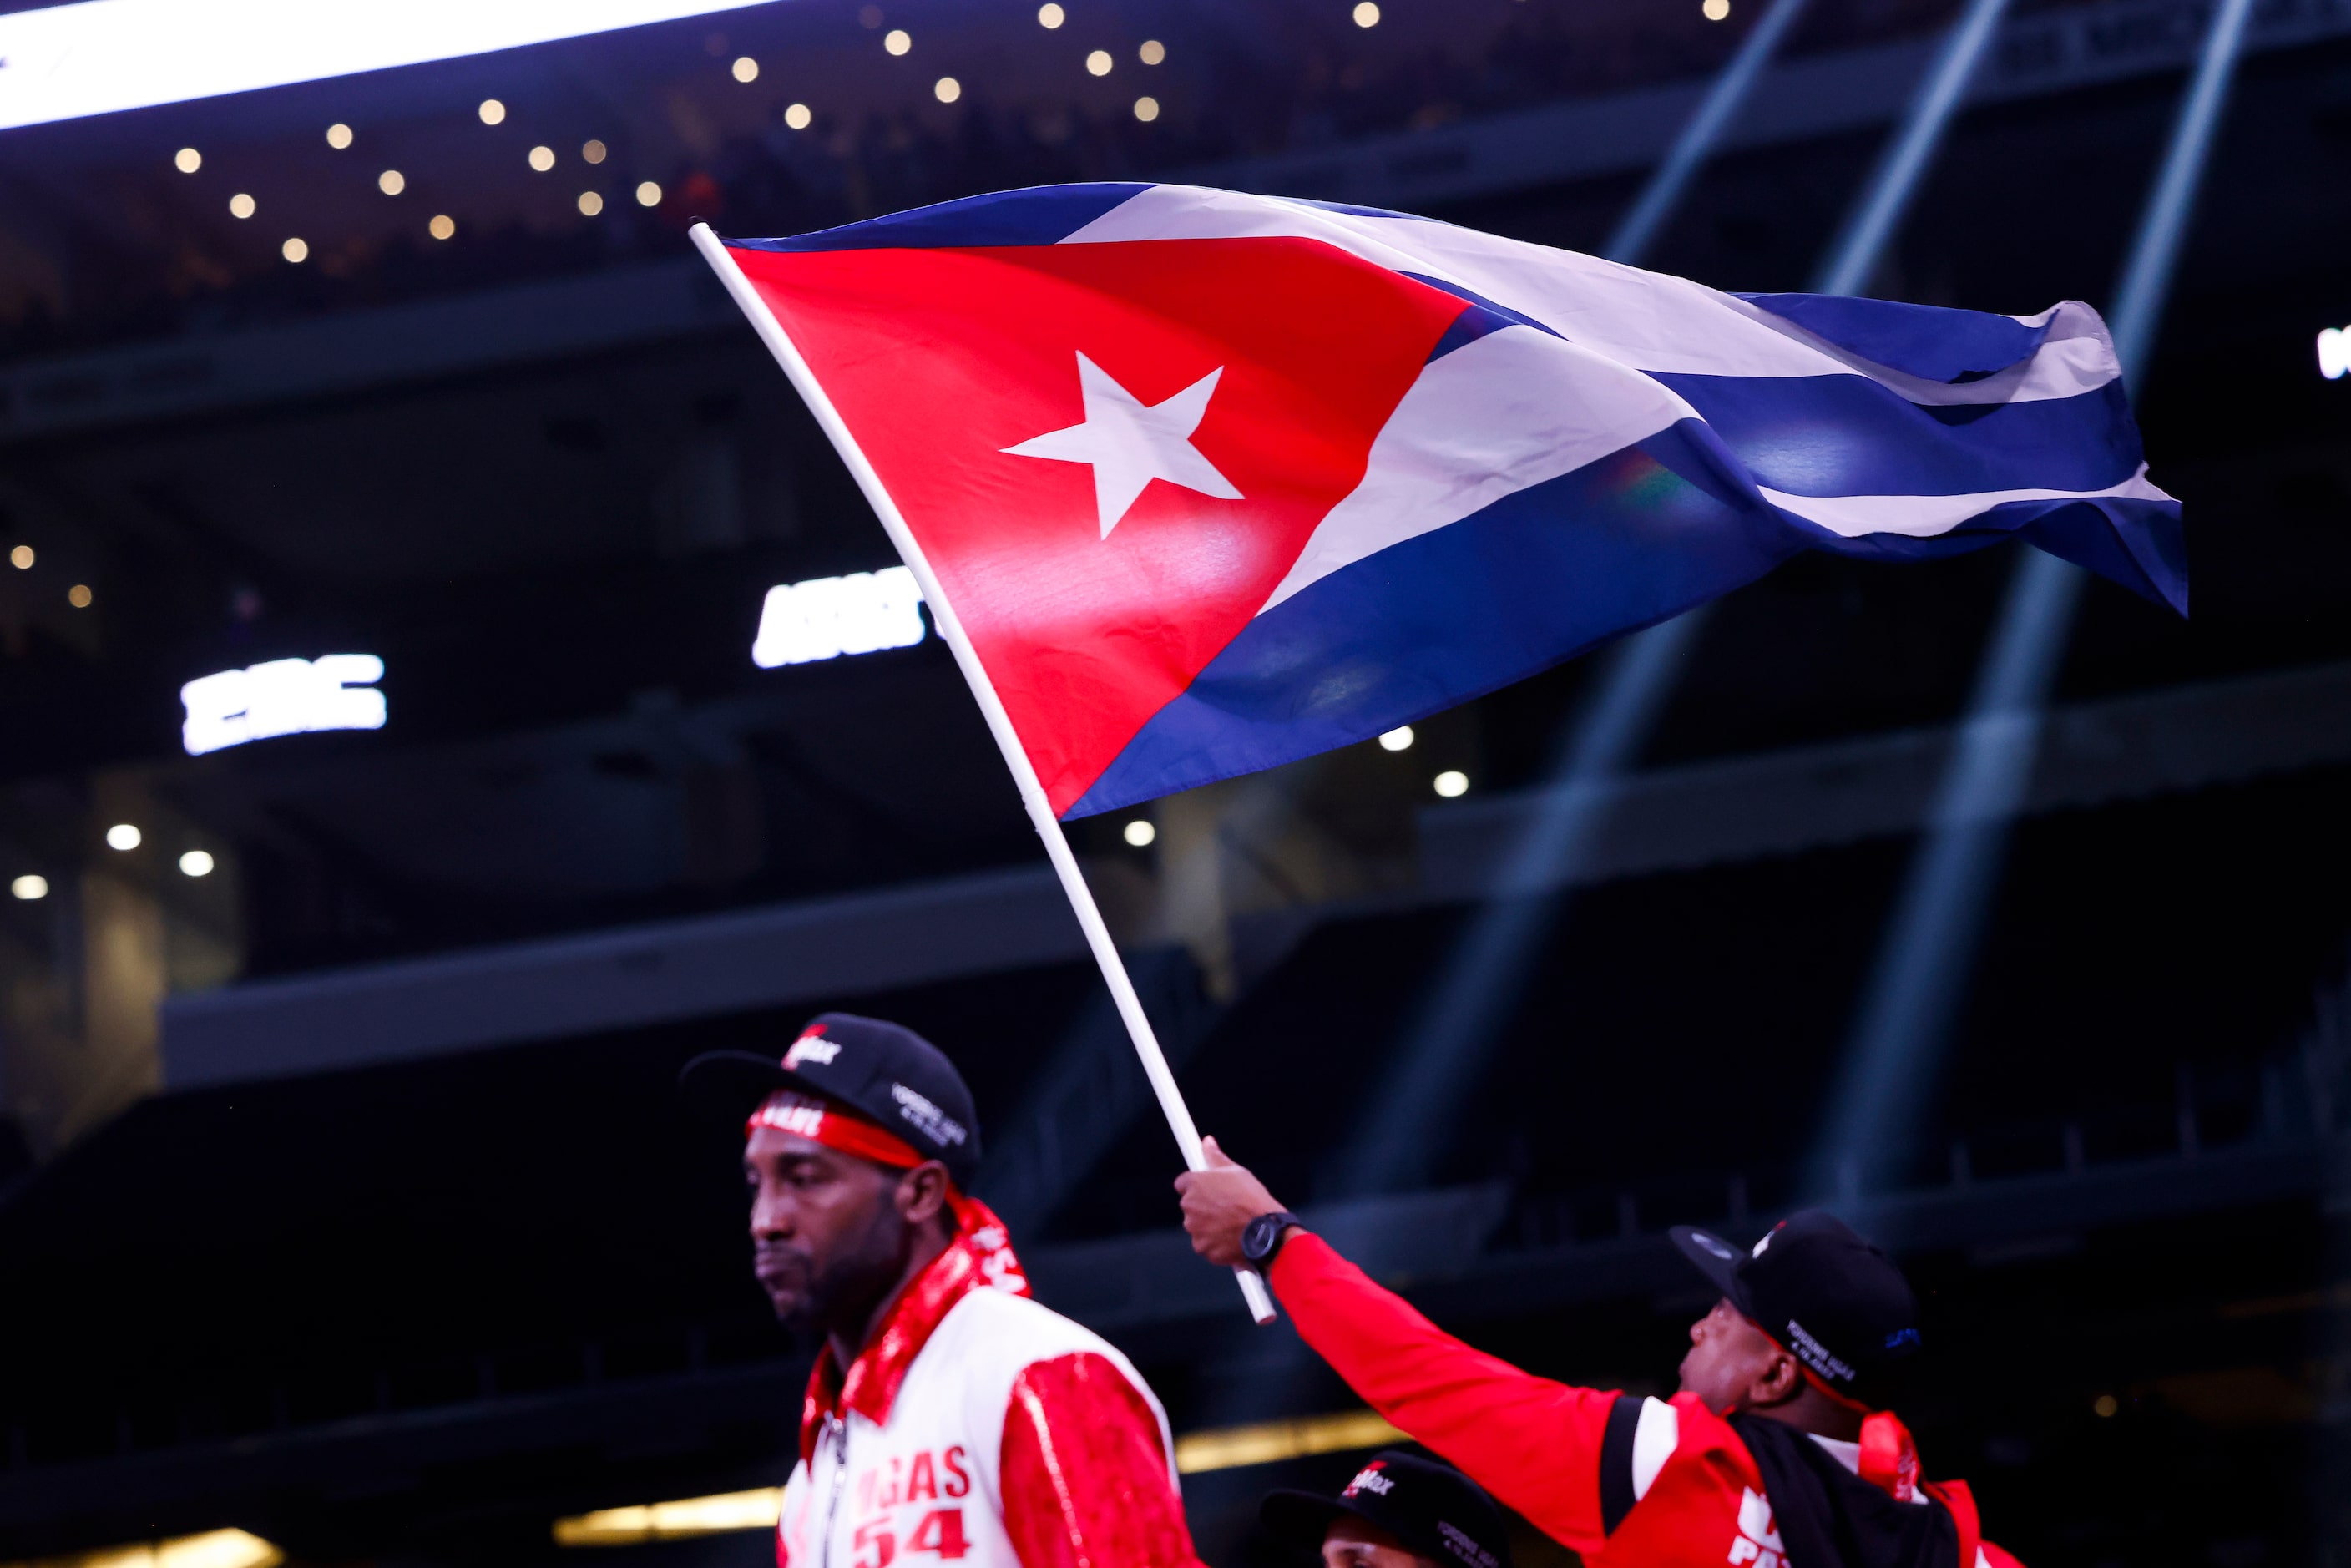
[781,1195,913,1340]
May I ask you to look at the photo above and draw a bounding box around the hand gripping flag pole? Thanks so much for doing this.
[691,223,1278,1325]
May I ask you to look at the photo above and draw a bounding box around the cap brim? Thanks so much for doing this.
[676,1050,830,1125]
[1259,1492,1366,1555]
[1669,1224,1752,1312]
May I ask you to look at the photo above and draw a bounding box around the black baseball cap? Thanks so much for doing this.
[1670,1209,1922,1406]
[1261,1452,1511,1568]
[679,1013,983,1190]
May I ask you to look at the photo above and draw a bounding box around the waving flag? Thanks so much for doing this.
[701,184,2183,821]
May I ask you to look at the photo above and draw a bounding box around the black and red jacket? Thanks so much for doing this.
[1268,1234,2026,1568]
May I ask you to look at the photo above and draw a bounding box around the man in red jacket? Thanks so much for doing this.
[1178,1139,2025,1568]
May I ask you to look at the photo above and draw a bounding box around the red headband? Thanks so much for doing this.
[748,1090,931,1172]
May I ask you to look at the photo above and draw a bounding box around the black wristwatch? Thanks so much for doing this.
[1241,1210,1305,1270]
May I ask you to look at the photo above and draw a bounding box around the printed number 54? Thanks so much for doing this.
[910,1509,968,1561]
[857,1510,965,1568]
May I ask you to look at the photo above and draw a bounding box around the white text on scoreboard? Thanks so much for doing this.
[181,655,387,756]
[751,568,927,668]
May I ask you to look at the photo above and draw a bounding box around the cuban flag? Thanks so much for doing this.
[702,184,2183,821]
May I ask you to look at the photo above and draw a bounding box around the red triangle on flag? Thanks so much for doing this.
[731,236,1464,812]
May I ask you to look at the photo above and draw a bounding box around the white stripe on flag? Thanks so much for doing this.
[1261,326,1691,613]
[1760,466,2172,538]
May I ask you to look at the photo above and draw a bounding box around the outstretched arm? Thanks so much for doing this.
[1178,1140,1622,1556]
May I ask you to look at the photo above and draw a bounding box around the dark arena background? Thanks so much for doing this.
[2,1,2348,1566]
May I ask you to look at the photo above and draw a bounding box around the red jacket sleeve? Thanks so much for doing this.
[1000,1350,1203,1568]
[1269,1232,1621,1555]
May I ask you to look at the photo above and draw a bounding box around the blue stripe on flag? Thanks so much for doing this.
[1792,493,2187,614]
[1736,292,2058,382]
[1064,421,1797,818]
[1424,303,1520,363]
[1655,374,2144,498]
[724,183,1149,253]
[1064,412,2185,818]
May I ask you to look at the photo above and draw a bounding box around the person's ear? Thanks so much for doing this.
[896,1161,952,1228]
[1750,1348,1803,1409]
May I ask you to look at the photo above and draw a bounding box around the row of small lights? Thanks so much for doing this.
[164,0,1735,252]
[8,544,94,609]
[163,0,1741,250]
[169,105,673,258]
[1337,3,1731,25]
[164,3,1216,248]
[12,825,215,903]
[1114,725,1464,847]
[745,0,1729,129]
[818,4,1180,119]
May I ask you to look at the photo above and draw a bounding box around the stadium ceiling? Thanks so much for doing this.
[0,0,771,131]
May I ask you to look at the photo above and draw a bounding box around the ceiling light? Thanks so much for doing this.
[528,144,555,170]
[174,145,201,172]
[1038,2,1065,25]
[751,567,926,668]
[577,190,604,215]
[377,168,404,195]
[635,180,662,206]
[784,102,811,129]
[429,213,456,239]
[1352,2,1380,23]
[1132,94,1158,120]
[281,236,307,263]
[554,1489,784,1546]
[884,28,911,53]
[1702,0,1731,16]
[180,655,387,756]
[1122,819,1156,847]
[1140,38,1165,63]
[1085,48,1111,74]
[2318,326,2349,379]
[67,583,92,607]
[228,191,255,217]
[933,75,959,102]
[9,874,45,902]
[179,850,215,878]
[326,121,352,147]
[18,1530,283,1568]
[731,54,757,81]
[1378,725,1414,751]
[1433,770,1468,797]
[106,823,141,851]
[582,138,608,163]
[8,545,30,569]
[478,97,506,124]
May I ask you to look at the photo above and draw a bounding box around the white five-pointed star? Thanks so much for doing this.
[1002,352,1243,537]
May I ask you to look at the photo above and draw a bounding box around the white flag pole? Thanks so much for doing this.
[691,225,1277,1326]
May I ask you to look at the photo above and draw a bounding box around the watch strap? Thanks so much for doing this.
[1242,1210,1305,1268]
